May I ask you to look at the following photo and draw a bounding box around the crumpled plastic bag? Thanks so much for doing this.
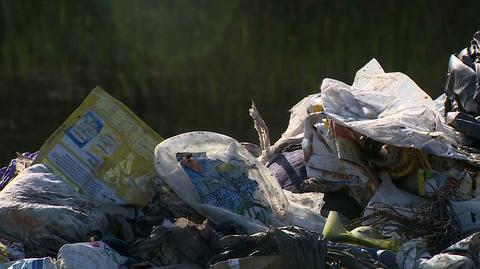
[0,164,134,257]
[57,241,127,269]
[320,58,474,162]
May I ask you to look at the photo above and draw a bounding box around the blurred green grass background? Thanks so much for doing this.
[0,0,479,164]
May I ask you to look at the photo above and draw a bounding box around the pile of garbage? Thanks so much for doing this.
[1,32,480,269]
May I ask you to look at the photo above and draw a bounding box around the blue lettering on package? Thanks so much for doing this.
[65,111,104,148]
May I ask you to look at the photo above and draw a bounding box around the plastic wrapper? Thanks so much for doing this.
[57,241,127,269]
[0,257,56,269]
[320,58,476,162]
[302,95,377,206]
[0,164,134,257]
[154,131,325,233]
[249,101,308,193]
[35,87,162,206]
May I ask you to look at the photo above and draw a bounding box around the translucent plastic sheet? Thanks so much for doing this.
[320,59,475,162]
[154,131,325,233]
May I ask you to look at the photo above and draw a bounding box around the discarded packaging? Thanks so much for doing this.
[0,257,56,269]
[35,86,162,206]
[320,58,473,162]
[154,131,325,233]
[302,94,377,206]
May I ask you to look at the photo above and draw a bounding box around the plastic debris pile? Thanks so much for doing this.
[1,31,480,269]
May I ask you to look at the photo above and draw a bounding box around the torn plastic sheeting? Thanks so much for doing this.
[0,164,134,257]
[320,58,472,162]
[269,94,319,155]
[249,102,271,164]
